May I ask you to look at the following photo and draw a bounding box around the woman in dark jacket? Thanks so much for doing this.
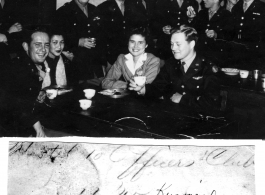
[45,32,78,88]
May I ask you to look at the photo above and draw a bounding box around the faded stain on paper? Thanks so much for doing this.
[8,142,255,195]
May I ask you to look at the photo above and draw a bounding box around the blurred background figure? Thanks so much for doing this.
[94,0,130,70]
[229,0,265,69]
[153,0,199,61]
[53,0,104,82]
[191,0,232,67]
[223,0,239,11]
[102,27,160,89]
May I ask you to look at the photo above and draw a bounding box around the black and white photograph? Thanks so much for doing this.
[1,0,265,138]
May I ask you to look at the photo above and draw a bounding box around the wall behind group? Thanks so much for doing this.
[57,0,106,9]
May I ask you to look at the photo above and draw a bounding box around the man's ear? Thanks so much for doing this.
[22,42,29,53]
[190,40,195,49]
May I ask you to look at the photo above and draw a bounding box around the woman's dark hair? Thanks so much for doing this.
[48,28,65,40]
[127,26,151,45]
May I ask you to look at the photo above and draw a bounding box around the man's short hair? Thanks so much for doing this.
[23,28,49,45]
[170,25,198,44]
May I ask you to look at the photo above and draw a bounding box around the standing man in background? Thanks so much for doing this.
[53,0,104,81]
[230,0,265,69]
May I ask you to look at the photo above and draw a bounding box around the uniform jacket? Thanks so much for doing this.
[154,0,199,35]
[125,0,156,31]
[102,53,160,89]
[45,54,78,87]
[192,7,232,53]
[4,53,43,130]
[94,0,130,64]
[145,54,221,110]
[53,0,97,50]
[231,0,265,51]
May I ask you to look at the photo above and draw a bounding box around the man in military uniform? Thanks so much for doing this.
[2,29,49,137]
[94,0,129,66]
[191,0,232,66]
[129,25,221,111]
[53,0,104,81]
[154,0,199,60]
[125,0,157,30]
[230,0,265,69]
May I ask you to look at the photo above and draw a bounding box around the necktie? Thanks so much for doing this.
[177,0,183,7]
[142,0,146,9]
[243,2,248,12]
[1,0,5,8]
[120,1,125,15]
[83,6,88,17]
[180,61,186,74]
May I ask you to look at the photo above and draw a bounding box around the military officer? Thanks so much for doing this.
[125,0,157,31]
[230,0,265,69]
[53,0,104,80]
[129,25,221,111]
[94,0,130,66]
[191,0,232,66]
[153,0,199,60]
[3,29,50,137]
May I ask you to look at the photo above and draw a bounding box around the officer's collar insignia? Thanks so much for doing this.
[195,63,199,66]
[253,12,260,15]
[193,76,203,80]
[194,69,198,71]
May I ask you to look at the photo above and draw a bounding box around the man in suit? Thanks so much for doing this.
[53,0,104,81]
[154,0,199,60]
[230,0,265,69]
[129,25,221,111]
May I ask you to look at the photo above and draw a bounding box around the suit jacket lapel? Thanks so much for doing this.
[182,55,202,82]
[246,0,257,13]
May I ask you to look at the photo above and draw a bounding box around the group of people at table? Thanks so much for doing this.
[0,0,264,137]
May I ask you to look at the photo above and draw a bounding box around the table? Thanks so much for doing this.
[46,85,238,139]
[218,72,265,138]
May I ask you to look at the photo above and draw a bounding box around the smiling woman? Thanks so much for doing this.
[101,27,161,90]
[45,30,78,88]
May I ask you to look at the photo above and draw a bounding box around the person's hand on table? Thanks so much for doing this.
[8,23,22,34]
[206,29,217,39]
[33,121,47,137]
[128,79,146,95]
[170,92,182,103]
[162,25,172,35]
[79,38,96,49]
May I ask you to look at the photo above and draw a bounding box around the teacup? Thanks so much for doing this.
[134,76,146,86]
[46,89,58,99]
[79,99,92,110]
[83,89,96,99]
[239,70,249,78]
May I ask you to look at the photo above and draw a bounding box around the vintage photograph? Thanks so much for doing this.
[8,141,255,195]
[1,0,265,139]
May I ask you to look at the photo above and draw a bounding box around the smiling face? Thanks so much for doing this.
[171,32,195,61]
[23,32,50,65]
[49,35,65,58]
[128,34,147,60]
